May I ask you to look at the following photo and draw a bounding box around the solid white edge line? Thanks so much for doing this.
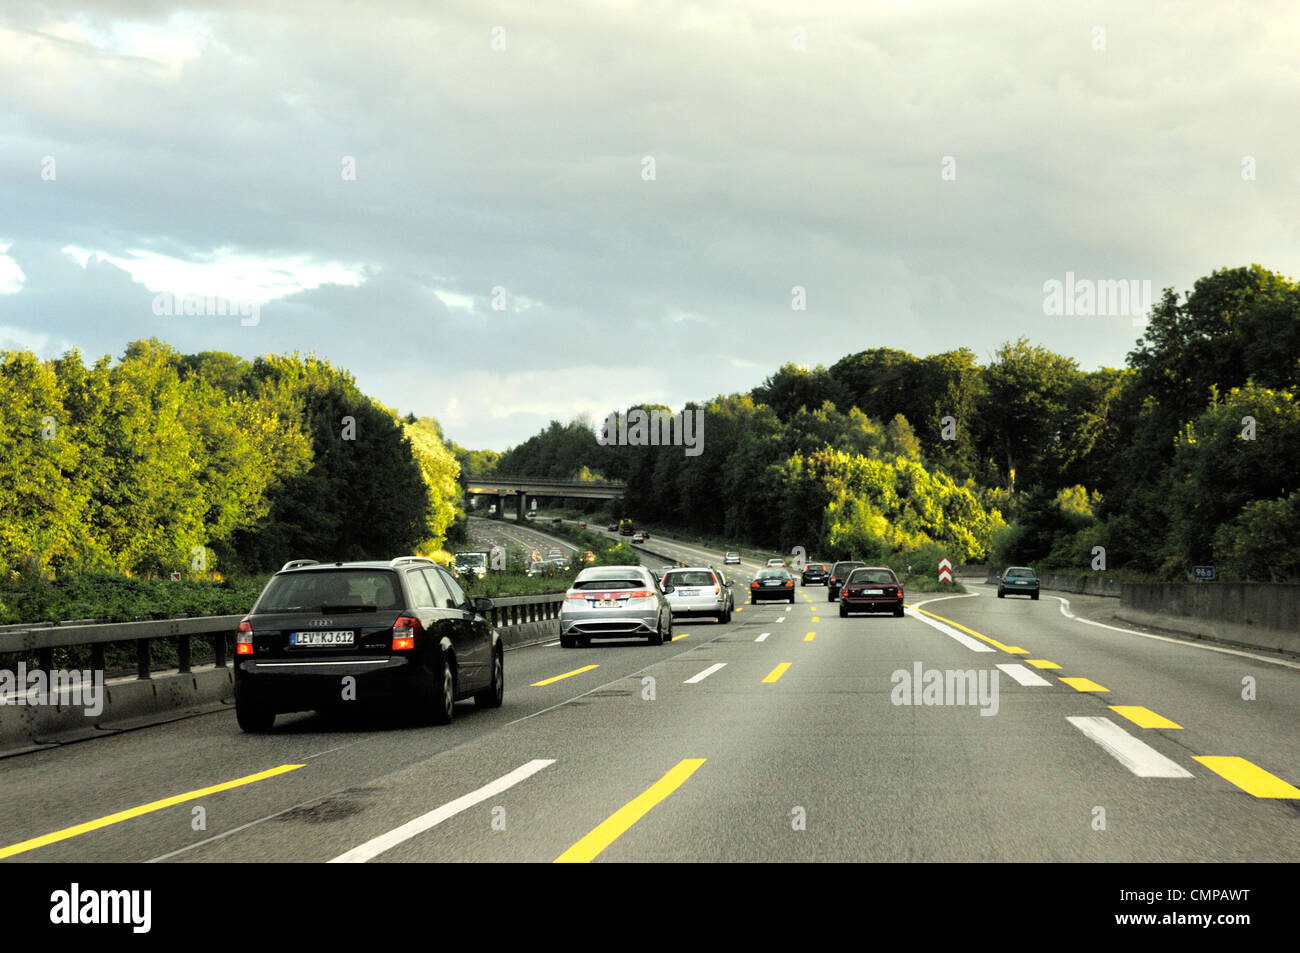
[328,759,556,863]
[908,608,995,653]
[996,662,1053,686]
[1051,596,1300,671]
[684,662,727,684]
[1066,716,1192,778]
[755,632,770,642]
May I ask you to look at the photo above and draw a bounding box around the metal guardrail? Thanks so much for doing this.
[0,595,570,681]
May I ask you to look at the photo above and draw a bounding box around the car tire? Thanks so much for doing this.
[1031,592,1040,601]
[236,701,275,733]
[838,604,848,618]
[663,616,673,643]
[430,657,455,725]
[997,589,1005,598]
[474,649,504,708]
[560,634,577,648]
[578,636,591,647]
[788,593,795,603]
[894,605,905,617]
[828,592,836,602]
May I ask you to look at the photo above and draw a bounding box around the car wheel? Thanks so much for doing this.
[578,636,591,647]
[474,649,504,708]
[648,623,664,646]
[894,605,905,617]
[430,656,455,725]
[838,604,848,618]
[997,589,1005,598]
[720,608,731,624]
[663,615,673,643]
[788,593,795,603]
[828,592,836,602]
[1031,592,1040,601]
[236,701,275,733]
[560,634,577,648]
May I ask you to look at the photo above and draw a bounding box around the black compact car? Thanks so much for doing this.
[801,563,828,585]
[750,568,796,604]
[233,557,503,732]
[827,560,866,601]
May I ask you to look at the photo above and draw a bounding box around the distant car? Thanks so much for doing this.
[724,552,741,565]
[766,558,786,569]
[559,565,673,647]
[998,566,1040,599]
[525,511,537,520]
[801,563,828,586]
[234,557,502,732]
[526,561,551,578]
[750,568,796,604]
[452,551,489,580]
[839,567,905,617]
[827,561,866,601]
[632,532,647,543]
[552,517,562,524]
[662,567,734,623]
[581,551,597,563]
[607,523,618,532]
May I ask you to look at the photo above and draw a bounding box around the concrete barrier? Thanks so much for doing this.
[983,569,1122,597]
[1117,583,1300,654]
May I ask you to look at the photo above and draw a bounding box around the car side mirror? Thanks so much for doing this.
[724,580,733,587]
[662,584,675,594]
[472,596,493,614]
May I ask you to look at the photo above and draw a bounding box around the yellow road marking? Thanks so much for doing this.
[1110,705,1182,729]
[811,616,819,622]
[1193,756,1300,798]
[1060,677,1109,692]
[555,758,707,862]
[1026,659,1061,669]
[911,608,1029,654]
[804,632,816,642]
[0,764,304,860]
[531,664,599,686]
[763,663,792,683]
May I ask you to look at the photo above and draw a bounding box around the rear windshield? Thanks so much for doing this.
[846,569,897,584]
[257,570,402,612]
[1006,568,1036,578]
[573,577,644,590]
[664,570,716,587]
[833,562,864,574]
[757,570,789,581]
[456,554,486,566]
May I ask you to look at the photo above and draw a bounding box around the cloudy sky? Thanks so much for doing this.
[2,1,1298,450]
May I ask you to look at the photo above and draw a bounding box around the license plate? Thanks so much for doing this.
[678,589,699,597]
[290,630,355,646]
[591,599,620,607]
[866,589,884,594]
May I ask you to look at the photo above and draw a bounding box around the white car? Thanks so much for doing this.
[724,553,741,565]
[766,558,786,569]
[662,567,734,623]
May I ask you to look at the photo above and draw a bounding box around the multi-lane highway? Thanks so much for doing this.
[1,525,1297,863]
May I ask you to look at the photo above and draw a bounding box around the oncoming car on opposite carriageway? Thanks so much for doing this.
[234,557,503,732]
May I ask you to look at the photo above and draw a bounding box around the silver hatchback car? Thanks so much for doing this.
[559,565,674,647]
[662,567,734,623]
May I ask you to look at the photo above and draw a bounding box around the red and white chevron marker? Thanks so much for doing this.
[938,558,952,583]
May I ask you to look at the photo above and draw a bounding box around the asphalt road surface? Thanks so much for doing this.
[2,527,1296,863]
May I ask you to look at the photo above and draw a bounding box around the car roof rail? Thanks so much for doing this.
[280,559,320,571]
[390,556,436,567]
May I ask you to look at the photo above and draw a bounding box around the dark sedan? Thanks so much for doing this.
[749,568,796,604]
[839,567,905,617]
[801,562,828,585]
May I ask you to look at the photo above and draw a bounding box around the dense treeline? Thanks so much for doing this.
[488,265,1300,580]
[0,340,462,579]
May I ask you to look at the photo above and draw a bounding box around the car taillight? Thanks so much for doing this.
[627,591,653,598]
[392,616,421,651]
[566,591,587,599]
[750,581,759,588]
[236,620,253,655]
[784,580,793,587]
[713,587,720,595]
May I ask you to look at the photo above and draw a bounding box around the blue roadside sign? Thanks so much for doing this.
[1192,565,1216,580]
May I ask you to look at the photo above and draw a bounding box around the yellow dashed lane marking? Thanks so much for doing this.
[911,608,1029,654]
[1060,677,1109,692]
[0,764,305,860]
[555,759,707,862]
[763,663,792,683]
[1025,659,1061,669]
[531,664,598,686]
[1110,705,1182,729]
[1193,757,1300,798]
[804,632,816,642]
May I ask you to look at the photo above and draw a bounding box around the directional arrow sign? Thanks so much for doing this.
[938,558,952,583]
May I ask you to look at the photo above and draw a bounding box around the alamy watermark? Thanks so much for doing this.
[890,663,999,716]
[596,408,704,457]
[0,663,105,716]
[1042,272,1152,326]
[152,291,260,326]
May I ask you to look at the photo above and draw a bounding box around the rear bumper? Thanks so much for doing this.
[749,588,795,600]
[840,596,904,613]
[560,610,660,638]
[235,655,426,712]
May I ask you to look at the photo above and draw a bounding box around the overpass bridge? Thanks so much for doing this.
[462,475,627,520]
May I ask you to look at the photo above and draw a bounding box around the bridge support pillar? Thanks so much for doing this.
[494,494,505,519]
[516,493,527,521]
